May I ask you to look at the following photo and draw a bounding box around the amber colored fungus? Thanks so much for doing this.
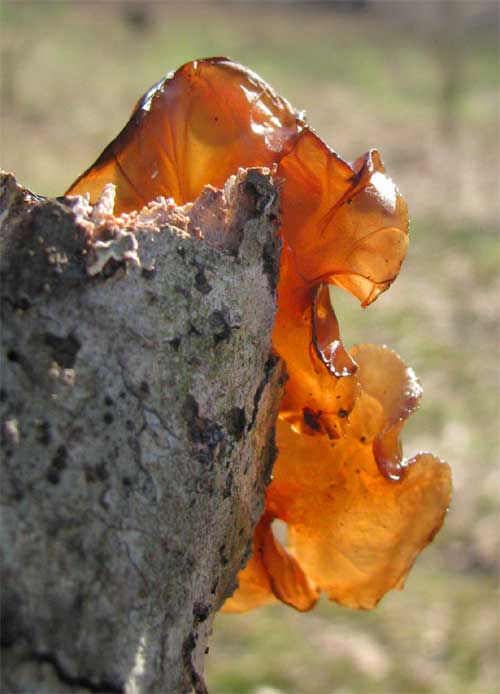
[67,57,452,612]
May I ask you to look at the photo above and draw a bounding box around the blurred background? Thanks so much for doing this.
[1,1,498,692]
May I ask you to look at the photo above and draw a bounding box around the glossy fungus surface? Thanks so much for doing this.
[67,57,452,612]
[68,57,303,211]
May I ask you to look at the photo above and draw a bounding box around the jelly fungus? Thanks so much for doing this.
[67,57,452,612]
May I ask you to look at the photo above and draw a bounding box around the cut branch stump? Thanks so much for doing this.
[0,170,284,693]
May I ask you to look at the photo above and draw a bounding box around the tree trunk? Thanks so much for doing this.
[0,169,284,693]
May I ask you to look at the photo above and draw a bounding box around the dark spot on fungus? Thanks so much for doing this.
[103,412,114,425]
[303,407,322,432]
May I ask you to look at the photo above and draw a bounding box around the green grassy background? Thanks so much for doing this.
[1,2,498,692]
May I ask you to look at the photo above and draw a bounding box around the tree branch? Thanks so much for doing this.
[0,169,284,693]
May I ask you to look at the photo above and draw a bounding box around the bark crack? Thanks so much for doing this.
[182,632,208,694]
[32,650,124,693]
[2,643,124,693]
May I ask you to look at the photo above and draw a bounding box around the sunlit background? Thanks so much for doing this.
[1,1,498,692]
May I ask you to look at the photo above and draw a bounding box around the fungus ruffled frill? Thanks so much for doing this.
[67,57,452,613]
[225,346,451,612]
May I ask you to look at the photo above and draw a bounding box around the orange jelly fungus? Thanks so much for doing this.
[67,58,452,611]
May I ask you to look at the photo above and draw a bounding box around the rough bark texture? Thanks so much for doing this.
[0,170,284,693]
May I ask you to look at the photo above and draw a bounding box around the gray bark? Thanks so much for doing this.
[0,170,284,693]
